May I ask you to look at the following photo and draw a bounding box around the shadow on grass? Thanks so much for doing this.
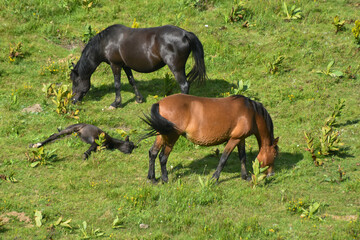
[169,150,304,182]
[83,78,234,106]
[332,146,354,159]
[335,119,359,127]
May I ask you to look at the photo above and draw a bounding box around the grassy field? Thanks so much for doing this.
[1,0,360,239]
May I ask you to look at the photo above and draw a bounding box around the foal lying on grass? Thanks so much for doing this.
[30,124,135,159]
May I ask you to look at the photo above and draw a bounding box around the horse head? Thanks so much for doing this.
[117,136,136,154]
[70,62,90,104]
[257,137,279,176]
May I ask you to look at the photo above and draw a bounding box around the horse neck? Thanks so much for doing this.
[254,115,273,151]
[108,137,124,149]
[77,46,102,78]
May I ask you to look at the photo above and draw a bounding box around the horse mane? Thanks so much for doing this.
[75,26,116,77]
[231,95,275,144]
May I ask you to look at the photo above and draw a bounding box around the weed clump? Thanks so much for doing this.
[352,20,360,47]
[8,42,24,63]
[287,199,324,221]
[42,84,79,118]
[131,18,139,28]
[304,99,345,166]
[250,158,269,188]
[225,0,251,27]
[266,55,285,75]
[184,0,213,11]
[282,2,302,21]
[332,16,345,34]
[25,147,57,168]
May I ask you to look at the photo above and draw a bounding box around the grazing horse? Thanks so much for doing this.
[30,124,135,159]
[141,94,279,183]
[71,24,207,108]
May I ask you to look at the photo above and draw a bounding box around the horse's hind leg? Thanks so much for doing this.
[124,67,144,103]
[171,69,189,94]
[110,64,122,108]
[158,134,179,183]
[30,126,77,148]
[238,139,248,180]
[148,135,163,182]
[212,138,241,181]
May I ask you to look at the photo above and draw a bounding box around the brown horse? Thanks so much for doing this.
[141,94,279,183]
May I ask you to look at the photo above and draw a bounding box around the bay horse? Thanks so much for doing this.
[71,24,207,108]
[141,94,279,183]
[30,124,135,159]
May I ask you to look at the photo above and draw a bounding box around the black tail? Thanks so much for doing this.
[140,103,177,141]
[185,32,207,84]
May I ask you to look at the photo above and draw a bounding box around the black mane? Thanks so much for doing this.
[231,95,275,144]
[74,26,111,77]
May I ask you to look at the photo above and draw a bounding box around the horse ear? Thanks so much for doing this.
[125,136,129,142]
[273,137,279,146]
[71,68,79,77]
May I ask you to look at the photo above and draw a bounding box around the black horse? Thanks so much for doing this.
[30,124,135,159]
[71,24,207,108]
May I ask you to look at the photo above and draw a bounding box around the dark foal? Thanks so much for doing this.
[70,24,206,108]
[30,124,135,159]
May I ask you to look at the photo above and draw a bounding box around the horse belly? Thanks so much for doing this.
[119,35,165,73]
[185,128,230,146]
[186,135,227,146]
[130,60,165,73]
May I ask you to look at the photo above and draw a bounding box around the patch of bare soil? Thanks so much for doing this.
[0,211,34,228]
[325,214,358,221]
[22,104,43,113]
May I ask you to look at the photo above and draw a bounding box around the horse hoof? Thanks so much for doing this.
[147,178,159,184]
[241,174,249,181]
[108,106,116,110]
[136,97,144,103]
[30,143,41,148]
[110,102,122,109]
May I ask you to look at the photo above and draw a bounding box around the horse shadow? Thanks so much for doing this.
[84,78,235,107]
[169,150,304,182]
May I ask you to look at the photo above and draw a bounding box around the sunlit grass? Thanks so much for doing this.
[0,0,359,239]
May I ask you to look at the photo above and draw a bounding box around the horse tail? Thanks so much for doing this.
[185,32,207,84]
[140,103,177,140]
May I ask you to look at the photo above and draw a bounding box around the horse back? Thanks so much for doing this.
[158,94,255,146]
[102,25,190,72]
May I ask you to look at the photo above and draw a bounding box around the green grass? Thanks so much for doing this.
[1,0,360,239]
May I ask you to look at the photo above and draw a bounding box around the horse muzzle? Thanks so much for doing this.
[72,92,84,104]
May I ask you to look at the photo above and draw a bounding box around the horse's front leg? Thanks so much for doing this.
[237,139,248,180]
[123,67,144,103]
[212,138,240,181]
[83,142,98,160]
[110,64,122,108]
